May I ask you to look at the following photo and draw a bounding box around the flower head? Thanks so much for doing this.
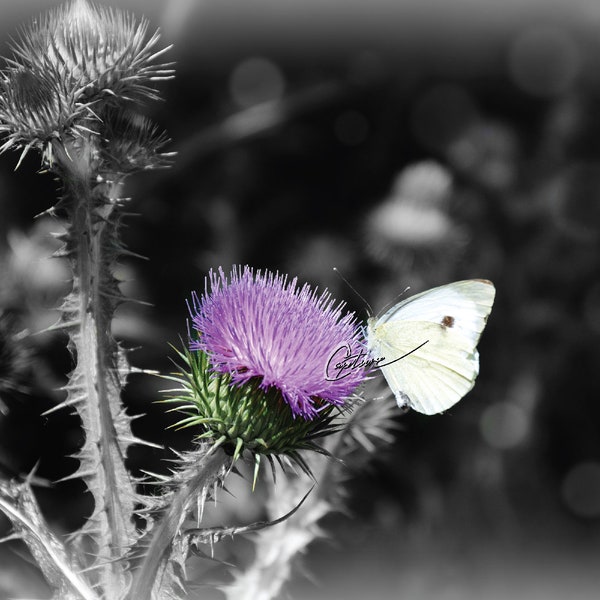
[11,0,173,102]
[189,266,366,419]
[0,0,173,166]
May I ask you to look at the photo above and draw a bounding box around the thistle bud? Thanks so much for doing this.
[0,0,172,165]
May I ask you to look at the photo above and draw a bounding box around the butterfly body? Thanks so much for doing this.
[367,279,495,415]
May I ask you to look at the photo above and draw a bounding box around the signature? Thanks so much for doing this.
[325,340,429,382]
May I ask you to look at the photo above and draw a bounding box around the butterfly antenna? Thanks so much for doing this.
[377,285,411,316]
[332,267,373,315]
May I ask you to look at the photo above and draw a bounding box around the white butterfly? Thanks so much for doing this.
[366,279,495,415]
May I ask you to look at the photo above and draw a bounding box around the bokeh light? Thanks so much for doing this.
[508,25,581,97]
[480,402,530,450]
[229,57,285,108]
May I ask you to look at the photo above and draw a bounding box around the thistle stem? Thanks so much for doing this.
[129,446,232,600]
[57,142,137,593]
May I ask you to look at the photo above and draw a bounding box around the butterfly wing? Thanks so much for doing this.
[367,280,495,414]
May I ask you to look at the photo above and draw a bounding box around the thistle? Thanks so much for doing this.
[127,267,368,598]
[178,265,368,473]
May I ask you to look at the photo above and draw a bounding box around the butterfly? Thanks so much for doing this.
[366,279,495,415]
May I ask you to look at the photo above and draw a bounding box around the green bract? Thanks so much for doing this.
[162,346,343,483]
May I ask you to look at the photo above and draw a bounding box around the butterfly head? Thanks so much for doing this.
[365,316,378,337]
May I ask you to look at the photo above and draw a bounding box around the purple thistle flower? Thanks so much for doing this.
[189,266,367,419]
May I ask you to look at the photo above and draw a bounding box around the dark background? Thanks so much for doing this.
[1,1,600,598]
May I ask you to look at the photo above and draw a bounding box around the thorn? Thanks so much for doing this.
[147,44,174,63]
[54,468,97,484]
[127,367,160,376]
[126,414,148,425]
[42,395,86,416]
[34,319,81,335]
[14,143,33,170]
[98,290,127,302]
[24,461,53,488]
[117,248,149,261]
[266,454,277,484]
[101,290,154,307]
[61,381,86,394]
[34,205,58,220]
[196,494,202,528]
[232,437,243,462]
[252,454,261,492]
[0,137,16,153]
[139,469,171,482]
[77,125,98,135]
[52,248,74,259]
[118,436,164,450]
[0,533,21,544]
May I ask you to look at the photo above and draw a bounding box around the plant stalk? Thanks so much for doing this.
[129,446,232,600]
[57,142,138,594]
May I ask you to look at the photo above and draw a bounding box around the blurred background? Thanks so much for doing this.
[1,0,600,598]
